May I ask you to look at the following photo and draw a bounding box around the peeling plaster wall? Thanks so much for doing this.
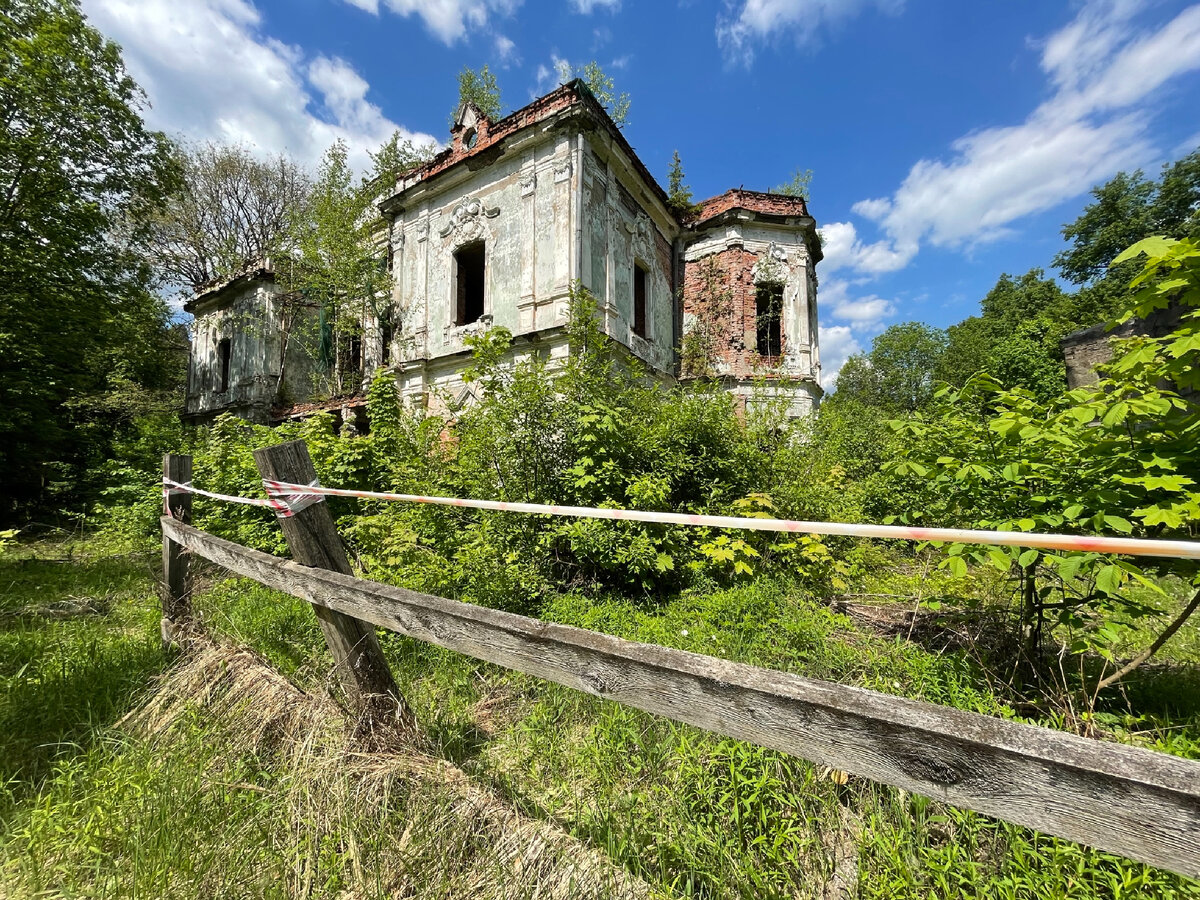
[185,279,322,423]
[579,147,676,374]
[389,131,581,408]
[388,127,679,410]
[185,280,283,423]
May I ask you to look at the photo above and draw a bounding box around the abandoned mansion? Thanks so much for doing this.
[183,81,824,427]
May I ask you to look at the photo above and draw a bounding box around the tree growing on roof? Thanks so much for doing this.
[772,168,813,200]
[667,150,697,215]
[453,64,502,124]
[573,61,629,127]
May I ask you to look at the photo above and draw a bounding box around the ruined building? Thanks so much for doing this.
[184,81,823,427]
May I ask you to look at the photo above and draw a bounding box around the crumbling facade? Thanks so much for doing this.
[184,81,823,425]
[1061,302,1186,389]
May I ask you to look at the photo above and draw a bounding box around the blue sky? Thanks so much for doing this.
[80,0,1200,385]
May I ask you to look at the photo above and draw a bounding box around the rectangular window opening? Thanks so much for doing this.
[348,333,363,375]
[633,263,648,338]
[381,319,393,366]
[756,284,783,359]
[454,241,486,326]
[216,338,231,393]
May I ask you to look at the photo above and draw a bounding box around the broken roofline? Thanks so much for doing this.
[379,79,672,215]
[184,259,276,313]
[378,80,815,238]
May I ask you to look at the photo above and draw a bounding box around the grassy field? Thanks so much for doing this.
[1,536,1199,898]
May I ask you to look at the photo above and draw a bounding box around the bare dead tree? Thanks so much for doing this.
[144,141,311,294]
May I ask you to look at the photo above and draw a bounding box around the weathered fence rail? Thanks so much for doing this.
[160,505,1200,878]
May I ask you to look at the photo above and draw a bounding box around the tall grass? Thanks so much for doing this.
[2,540,1199,898]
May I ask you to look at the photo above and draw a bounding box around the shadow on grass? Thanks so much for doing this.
[0,552,166,816]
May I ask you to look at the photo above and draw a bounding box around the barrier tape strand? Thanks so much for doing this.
[255,479,1200,561]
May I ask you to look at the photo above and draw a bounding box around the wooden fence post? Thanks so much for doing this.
[253,440,415,735]
[161,453,193,649]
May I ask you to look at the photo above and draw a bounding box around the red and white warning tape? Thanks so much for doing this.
[161,476,1200,560]
[162,477,322,518]
[257,480,1200,561]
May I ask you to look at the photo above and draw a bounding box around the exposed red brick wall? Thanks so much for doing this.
[691,189,809,226]
[406,86,579,187]
[393,82,673,214]
[681,247,785,379]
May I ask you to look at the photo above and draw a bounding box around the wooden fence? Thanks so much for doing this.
[159,444,1200,879]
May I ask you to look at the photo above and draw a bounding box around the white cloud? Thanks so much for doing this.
[814,278,892,387]
[831,0,1200,279]
[81,0,436,171]
[819,220,914,275]
[571,0,619,12]
[1037,0,1140,94]
[717,0,903,66]
[342,0,521,44]
[494,34,519,66]
[817,325,862,389]
[820,277,894,327]
[533,54,574,96]
[832,295,893,325]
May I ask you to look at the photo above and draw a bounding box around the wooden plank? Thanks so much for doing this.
[161,516,1200,878]
[251,441,414,730]
[161,454,193,648]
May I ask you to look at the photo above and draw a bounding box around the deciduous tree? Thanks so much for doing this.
[574,61,629,127]
[0,0,178,514]
[145,142,310,294]
[834,322,947,412]
[453,64,501,123]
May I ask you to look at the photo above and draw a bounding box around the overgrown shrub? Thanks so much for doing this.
[103,283,875,609]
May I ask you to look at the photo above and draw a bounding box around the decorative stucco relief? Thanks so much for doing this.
[438,197,500,245]
[753,242,790,284]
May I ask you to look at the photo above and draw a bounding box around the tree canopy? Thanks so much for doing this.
[145,142,310,294]
[453,64,501,124]
[834,322,947,413]
[0,0,179,514]
[937,269,1072,402]
[1055,150,1200,286]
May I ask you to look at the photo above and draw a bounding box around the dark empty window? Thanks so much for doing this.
[756,284,783,359]
[216,338,231,392]
[633,263,648,338]
[348,333,362,375]
[454,241,485,325]
[381,316,394,366]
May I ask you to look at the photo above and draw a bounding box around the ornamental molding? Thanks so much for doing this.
[438,196,499,245]
[753,242,790,284]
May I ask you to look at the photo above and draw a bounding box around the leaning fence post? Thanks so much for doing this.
[253,439,415,735]
[161,453,194,650]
